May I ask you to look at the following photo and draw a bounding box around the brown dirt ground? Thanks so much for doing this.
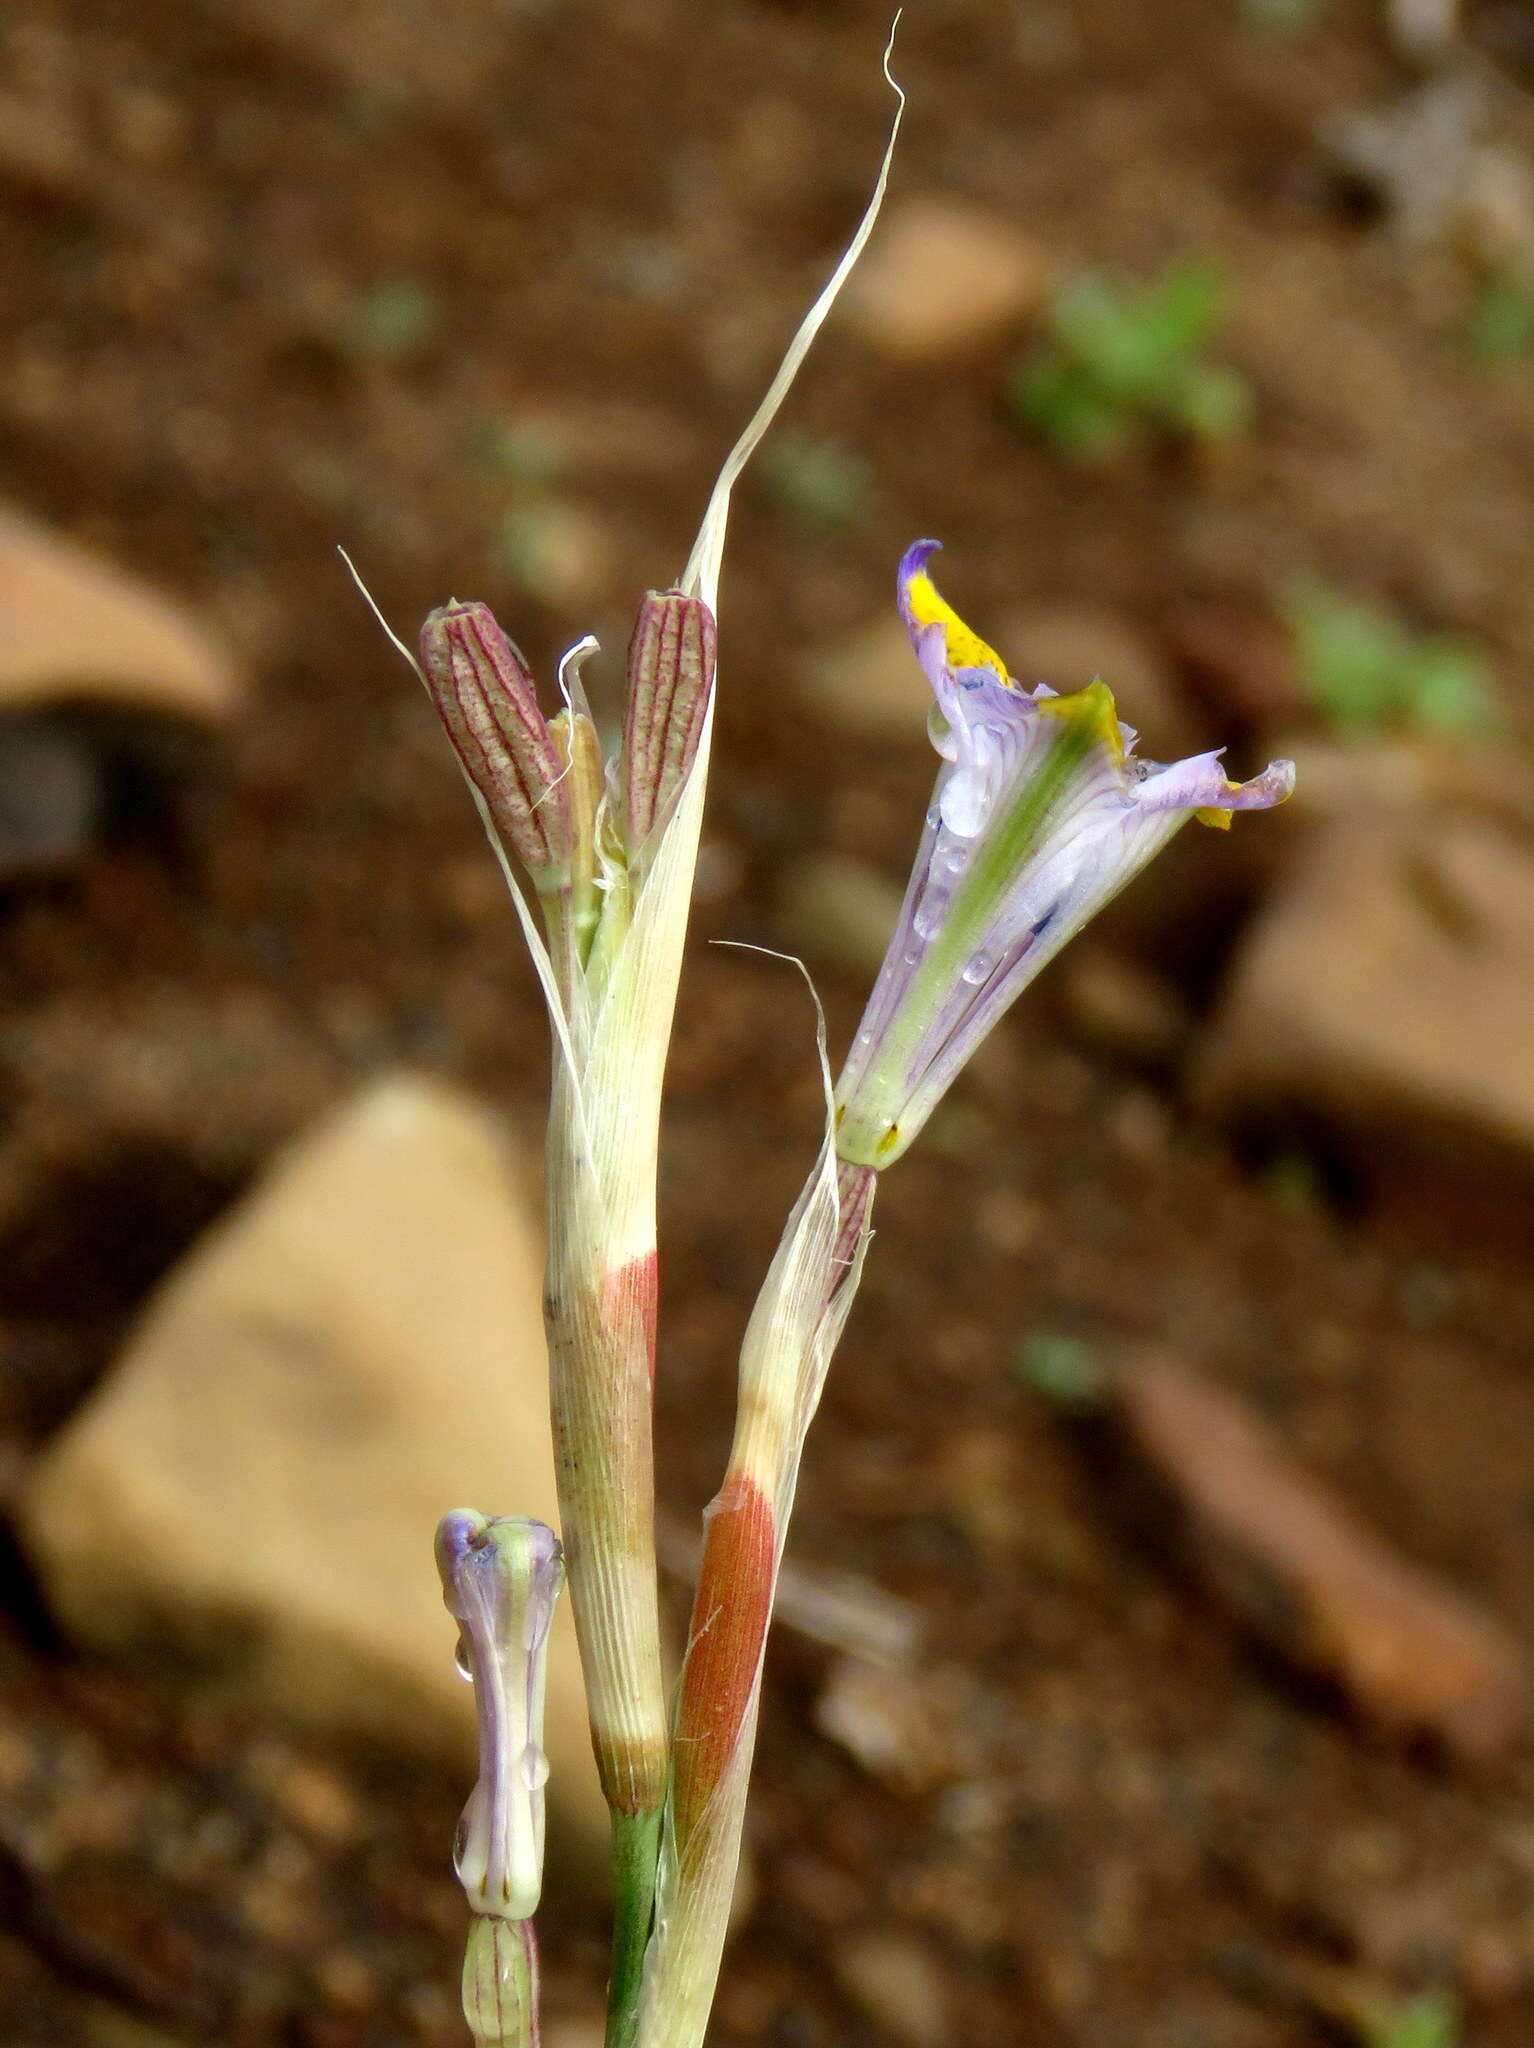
[2,0,1534,2042]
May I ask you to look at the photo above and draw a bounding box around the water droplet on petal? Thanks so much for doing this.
[913,888,948,941]
[925,804,942,830]
[961,953,993,985]
[454,1640,474,1681]
[521,1744,550,1791]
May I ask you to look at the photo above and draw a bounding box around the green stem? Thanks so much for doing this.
[606,1805,663,2048]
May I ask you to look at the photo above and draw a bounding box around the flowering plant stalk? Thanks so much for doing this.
[392,63,905,2048]
[394,44,1293,2048]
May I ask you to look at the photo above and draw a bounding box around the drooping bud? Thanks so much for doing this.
[420,603,572,886]
[621,591,717,849]
[436,1511,565,1921]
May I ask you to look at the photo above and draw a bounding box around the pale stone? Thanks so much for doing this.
[835,1932,951,2048]
[842,194,1048,365]
[19,1073,607,1883]
[775,852,903,980]
[1121,1355,1526,1760]
[1198,816,1534,1186]
[0,507,241,722]
[1054,946,1194,1068]
[816,1656,971,1798]
[800,612,930,737]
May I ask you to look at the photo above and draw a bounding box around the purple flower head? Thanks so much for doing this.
[835,541,1294,1169]
[436,1511,565,1921]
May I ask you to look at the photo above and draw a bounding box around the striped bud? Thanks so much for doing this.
[622,590,717,850]
[462,1915,541,2048]
[420,602,573,886]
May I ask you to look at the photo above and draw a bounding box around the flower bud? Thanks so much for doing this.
[420,603,573,886]
[436,1511,565,1920]
[461,1914,540,2048]
[621,590,717,849]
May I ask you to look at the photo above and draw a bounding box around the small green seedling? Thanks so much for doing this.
[346,280,441,361]
[1010,261,1251,460]
[1016,1331,1107,1410]
[1239,0,1325,31]
[758,431,871,528]
[1260,1146,1326,1214]
[1467,271,1534,361]
[474,419,565,487]
[1364,1989,1460,2048]
[1284,580,1496,738]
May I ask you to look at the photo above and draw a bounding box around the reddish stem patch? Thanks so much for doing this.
[670,1471,776,1853]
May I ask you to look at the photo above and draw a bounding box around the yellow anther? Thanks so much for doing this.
[904,570,1010,682]
[1035,678,1127,769]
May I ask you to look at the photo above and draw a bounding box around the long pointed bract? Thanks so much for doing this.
[680,20,905,614]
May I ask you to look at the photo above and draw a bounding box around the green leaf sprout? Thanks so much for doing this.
[1010,261,1252,460]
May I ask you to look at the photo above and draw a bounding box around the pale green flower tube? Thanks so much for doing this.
[437,1512,565,2048]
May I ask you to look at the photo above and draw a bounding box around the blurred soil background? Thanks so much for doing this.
[4,0,1534,2043]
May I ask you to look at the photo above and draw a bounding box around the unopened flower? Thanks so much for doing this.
[461,1916,540,2048]
[835,540,1294,1168]
[418,589,717,975]
[623,591,718,850]
[436,1511,565,1922]
[418,603,574,891]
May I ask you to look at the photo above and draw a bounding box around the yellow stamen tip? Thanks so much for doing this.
[905,570,1010,682]
[1036,677,1127,768]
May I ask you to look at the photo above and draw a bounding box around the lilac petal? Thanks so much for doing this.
[834,543,1295,1171]
[1133,750,1296,815]
[436,1512,565,1921]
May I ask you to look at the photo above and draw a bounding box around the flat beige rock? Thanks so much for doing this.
[842,194,1048,365]
[0,507,240,721]
[775,852,903,980]
[20,1072,607,1885]
[1198,815,1534,1190]
[800,611,931,737]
